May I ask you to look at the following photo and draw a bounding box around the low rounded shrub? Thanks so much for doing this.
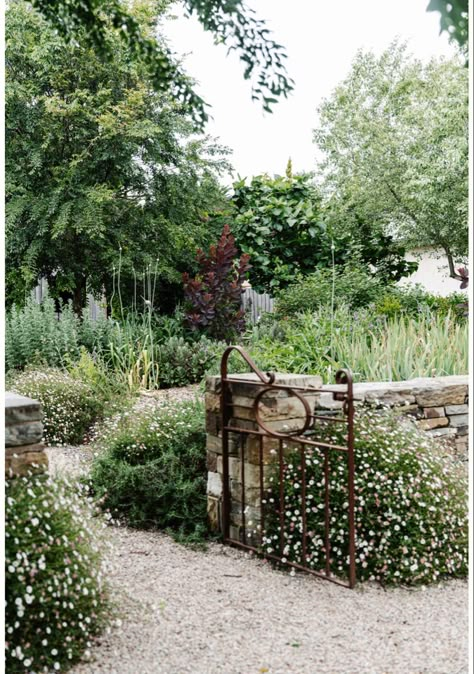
[5,473,110,673]
[157,336,224,388]
[10,369,104,446]
[262,409,468,585]
[90,400,208,541]
[274,265,387,316]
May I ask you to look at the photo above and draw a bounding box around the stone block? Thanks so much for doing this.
[5,450,48,477]
[455,426,468,437]
[423,407,445,419]
[449,414,469,428]
[206,410,221,435]
[230,479,262,508]
[418,417,449,430]
[414,384,467,407]
[445,404,469,415]
[206,434,222,453]
[427,427,457,438]
[5,442,44,457]
[206,451,218,472]
[207,471,222,498]
[207,496,220,532]
[5,421,43,447]
[244,435,281,464]
[205,392,221,413]
[5,393,42,424]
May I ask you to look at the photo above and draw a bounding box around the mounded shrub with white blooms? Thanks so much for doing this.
[90,400,208,542]
[10,369,104,445]
[262,409,468,585]
[5,472,111,673]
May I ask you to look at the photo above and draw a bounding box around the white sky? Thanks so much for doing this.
[163,0,456,181]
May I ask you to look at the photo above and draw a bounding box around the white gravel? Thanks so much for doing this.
[68,527,468,674]
[46,386,468,674]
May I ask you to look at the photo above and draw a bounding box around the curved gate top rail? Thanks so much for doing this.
[219,345,356,588]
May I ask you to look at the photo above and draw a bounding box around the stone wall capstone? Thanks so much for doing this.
[205,374,469,538]
[5,392,47,477]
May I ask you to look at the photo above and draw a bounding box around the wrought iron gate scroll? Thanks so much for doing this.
[220,346,356,588]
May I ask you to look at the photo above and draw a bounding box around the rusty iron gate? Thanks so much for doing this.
[220,346,356,588]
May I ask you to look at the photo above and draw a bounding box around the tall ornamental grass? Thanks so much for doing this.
[248,308,467,382]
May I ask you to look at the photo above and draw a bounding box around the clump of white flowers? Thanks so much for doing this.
[5,471,111,672]
[10,368,103,445]
[261,409,468,585]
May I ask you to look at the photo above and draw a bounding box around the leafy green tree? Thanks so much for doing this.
[427,0,468,51]
[314,43,469,281]
[29,0,294,126]
[6,0,230,312]
[230,163,415,292]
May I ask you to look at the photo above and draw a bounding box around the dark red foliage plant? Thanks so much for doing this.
[183,225,251,342]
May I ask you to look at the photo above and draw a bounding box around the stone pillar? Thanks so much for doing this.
[5,392,47,477]
[205,373,322,543]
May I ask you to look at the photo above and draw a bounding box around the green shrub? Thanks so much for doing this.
[262,410,468,585]
[274,265,387,316]
[5,473,110,672]
[376,285,467,321]
[10,369,104,445]
[90,400,208,540]
[157,336,225,388]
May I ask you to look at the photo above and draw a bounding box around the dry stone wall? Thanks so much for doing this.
[206,374,469,538]
[5,392,47,477]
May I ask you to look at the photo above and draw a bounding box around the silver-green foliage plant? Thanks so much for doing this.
[5,295,113,372]
[5,473,111,673]
[262,410,467,585]
[10,369,103,446]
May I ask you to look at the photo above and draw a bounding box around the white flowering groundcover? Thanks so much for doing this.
[260,410,468,585]
[5,473,111,673]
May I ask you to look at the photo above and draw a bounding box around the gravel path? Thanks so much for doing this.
[46,386,468,674]
[69,527,468,674]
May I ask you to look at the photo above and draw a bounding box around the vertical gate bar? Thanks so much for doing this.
[259,434,265,547]
[240,433,246,543]
[346,384,356,588]
[278,438,285,556]
[300,441,307,567]
[324,448,331,577]
[220,364,230,541]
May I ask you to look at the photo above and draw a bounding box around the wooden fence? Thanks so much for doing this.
[242,286,274,324]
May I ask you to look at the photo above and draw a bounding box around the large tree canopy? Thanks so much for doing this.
[5,0,231,312]
[313,43,469,279]
[29,0,294,126]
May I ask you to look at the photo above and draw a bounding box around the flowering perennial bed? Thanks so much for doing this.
[5,473,111,673]
[261,410,468,585]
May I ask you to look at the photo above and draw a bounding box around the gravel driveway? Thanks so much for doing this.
[46,387,468,674]
[67,527,469,674]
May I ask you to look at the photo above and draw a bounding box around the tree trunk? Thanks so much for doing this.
[72,276,86,317]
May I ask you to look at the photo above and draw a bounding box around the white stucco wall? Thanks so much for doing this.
[398,248,468,296]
